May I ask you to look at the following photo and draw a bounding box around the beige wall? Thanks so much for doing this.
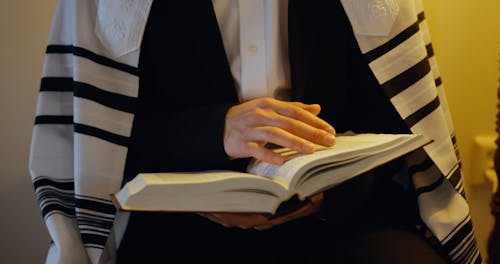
[0,1,498,263]
[423,0,500,259]
[0,1,56,263]
[422,1,500,161]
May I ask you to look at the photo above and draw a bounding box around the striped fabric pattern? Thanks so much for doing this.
[29,1,140,262]
[40,43,139,251]
[30,1,480,263]
[342,1,480,263]
[33,177,75,219]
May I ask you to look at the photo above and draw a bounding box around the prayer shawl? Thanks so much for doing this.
[29,0,481,263]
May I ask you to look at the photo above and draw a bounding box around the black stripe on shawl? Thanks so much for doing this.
[80,234,107,249]
[455,238,480,264]
[408,157,460,196]
[451,133,457,146]
[407,157,444,195]
[34,177,74,190]
[41,204,76,219]
[35,115,73,125]
[424,43,445,92]
[77,211,115,221]
[77,215,115,230]
[46,45,139,76]
[363,12,425,63]
[40,77,73,92]
[77,212,115,225]
[381,57,431,98]
[443,220,480,263]
[78,225,112,236]
[441,218,473,254]
[435,77,443,87]
[404,96,440,128]
[40,77,138,114]
[38,194,75,211]
[74,123,130,147]
[415,176,444,195]
[426,43,434,58]
[74,81,137,114]
[77,222,113,235]
[453,142,460,153]
[447,167,463,192]
[75,196,116,248]
[33,177,76,218]
[451,134,462,178]
[75,196,116,215]
[407,156,434,176]
[364,21,420,63]
[418,12,426,23]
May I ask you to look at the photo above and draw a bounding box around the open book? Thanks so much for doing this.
[112,133,430,214]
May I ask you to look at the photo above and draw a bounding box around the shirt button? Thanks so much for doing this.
[248,44,258,53]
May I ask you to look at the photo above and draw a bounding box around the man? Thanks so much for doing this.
[30,0,480,263]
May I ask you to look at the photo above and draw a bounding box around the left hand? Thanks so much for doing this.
[197,192,324,230]
[223,98,336,165]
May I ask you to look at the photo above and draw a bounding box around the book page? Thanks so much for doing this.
[246,133,421,192]
[114,170,291,213]
[296,134,428,198]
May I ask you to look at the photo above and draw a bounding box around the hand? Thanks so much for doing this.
[197,192,324,230]
[224,97,336,165]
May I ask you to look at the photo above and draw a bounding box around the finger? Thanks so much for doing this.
[212,213,269,229]
[249,127,317,154]
[289,102,321,115]
[309,192,324,204]
[263,112,336,147]
[237,107,331,146]
[269,101,335,135]
[198,213,234,227]
[246,142,286,165]
[266,99,318,114]
[256,196,323,229]
[235,98,334,134]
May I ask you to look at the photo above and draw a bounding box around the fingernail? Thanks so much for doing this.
[324,134,335,145]
[325,127,335,135]
[305,143,316,153]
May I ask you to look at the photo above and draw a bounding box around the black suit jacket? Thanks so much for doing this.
[123,0,409,181]
[118,1,417,261]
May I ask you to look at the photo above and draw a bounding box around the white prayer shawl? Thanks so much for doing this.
[29,0,481,263]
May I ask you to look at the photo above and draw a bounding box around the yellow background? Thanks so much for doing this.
[423,0,500,259]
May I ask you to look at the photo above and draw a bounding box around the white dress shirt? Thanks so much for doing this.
[212,0,291,102]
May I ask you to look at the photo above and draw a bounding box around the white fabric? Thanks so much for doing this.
[340,0,400,36]
[95,0,152,58]
[213,0,291,101]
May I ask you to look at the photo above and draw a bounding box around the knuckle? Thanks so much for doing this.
[261,127,279,139]
[309,129,327,141]
[291,140,306,151]
[245,108,265,123]
[245,113,259,124]
[291,112,308,123]
[257,148,275,162]
[277,118,294,131]
[311,130,325,141]
[258,97,274,107]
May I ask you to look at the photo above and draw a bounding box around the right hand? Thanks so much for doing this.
[198,192,324,230]
[223,97,336,165]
